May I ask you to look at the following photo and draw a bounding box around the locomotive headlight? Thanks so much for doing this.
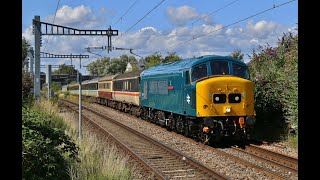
[215,97,220,101]
[228,94,241,103]
[225,107,231,113]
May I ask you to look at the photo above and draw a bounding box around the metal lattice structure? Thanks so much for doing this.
[40,64,75,68]
[40,52,89,59]
[32,15,116,98]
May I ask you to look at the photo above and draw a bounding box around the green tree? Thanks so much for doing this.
[86,55,136,75]
[145,52,181,69]
[145,53,163,68]
[120,54,139,72]
[230,49,244,61]
[248,32,298,138]
[22,71,33,104]
[107,58,127,74]
[86,57,110,75]
[52,64,78,75]
[22,36,31,65]
[163,52,181,63]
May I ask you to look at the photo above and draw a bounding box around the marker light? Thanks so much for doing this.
[203,127,210,133]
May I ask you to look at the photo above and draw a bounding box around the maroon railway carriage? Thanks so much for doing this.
[97,74,118,105]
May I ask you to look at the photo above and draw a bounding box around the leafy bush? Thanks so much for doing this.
[248,32,298,140]
[22,70,33,105]
[22,107,78,179]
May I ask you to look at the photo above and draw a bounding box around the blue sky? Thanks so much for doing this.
[22,0,298,75]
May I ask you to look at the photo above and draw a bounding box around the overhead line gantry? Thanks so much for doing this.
[32,15,118,99]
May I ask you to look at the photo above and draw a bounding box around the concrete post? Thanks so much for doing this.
[34,16,41,99]
[46,65,52,98]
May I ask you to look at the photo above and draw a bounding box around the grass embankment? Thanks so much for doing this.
[60,92,94,105]
[30,99,137,179]
[282,134,298,149]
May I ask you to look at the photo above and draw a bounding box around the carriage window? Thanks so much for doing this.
[211,61,230,75]
[233,63,249,79]
[192,64,208,82]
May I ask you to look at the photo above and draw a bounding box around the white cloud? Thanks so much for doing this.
[22,25,34,45]
[250,38,259,44]
[246,20,279,39]
[44,5,108,28]
[111,20,289,60]
[166,6,199,26]
[139,27,159,33]
[23,7,294,75]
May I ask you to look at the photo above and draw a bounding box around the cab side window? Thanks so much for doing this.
[192,64,208,82]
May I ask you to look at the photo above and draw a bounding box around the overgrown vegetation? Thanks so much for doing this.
[22,37,31,66]
[23,98,137,179]
[22,103,78,179]
[248,32,298,142]
[22,70,33,105]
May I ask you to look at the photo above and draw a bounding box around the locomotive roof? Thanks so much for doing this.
[99,74,118,82]
[141,55,247,76]
[114,70,143,80]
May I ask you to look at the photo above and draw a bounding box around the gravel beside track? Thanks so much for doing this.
[219,148,297,179]
[87,103,296,179]
[259,144,298,159]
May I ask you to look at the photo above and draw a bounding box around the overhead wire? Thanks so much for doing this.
[83,0,143,61]
[93,0,142,50]
[157,0,296,54]
[113,0,166,44]
[149,0,241,50]
[191,0,241,26]
[43,0,61,52]
[113,0,141,27]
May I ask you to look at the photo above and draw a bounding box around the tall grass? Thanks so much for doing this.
[61,94,94,105]
[282,133,298,150]
[34,99,137,180]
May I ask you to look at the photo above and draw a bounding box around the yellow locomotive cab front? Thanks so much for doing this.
[196,76,255,117]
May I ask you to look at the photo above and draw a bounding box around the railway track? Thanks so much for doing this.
[211,148,288,179]
[232,144,298,174]
[61,99,228,180]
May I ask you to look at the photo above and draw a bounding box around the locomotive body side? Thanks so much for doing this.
[140,69,194,116]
